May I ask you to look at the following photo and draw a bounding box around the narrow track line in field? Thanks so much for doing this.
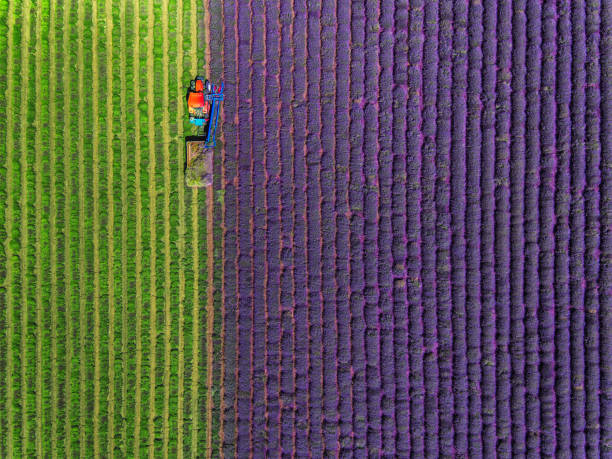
[105,0,116,454]
[3,0,15,455]
[18,0,32,452]
[133,0,144,453]
[119,0,129,453]
[146,0,158,454]
[34,2,44,455]
[203,1,215,457]
[176,0,186,455]
[49,0,59,455]
[161,0,172,453]
[190,0,201,454]
[92,0,103,455]
[76,0,88,454]
[62,0,74,455]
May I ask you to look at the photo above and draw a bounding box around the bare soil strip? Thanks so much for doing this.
[203,1,215,457]
[146,0,158,455]
[133,0,144,452]
[92,1,102,455]
[190,0,200,455]
[4,1,15,455]
[34,3,44,455]
[105,0,115,452]
[176,0,186,455]
[62,0,73,455]
[161,0,172,453]
[119,0,129,453]
[48,0,59,455]
[18,0,32,452]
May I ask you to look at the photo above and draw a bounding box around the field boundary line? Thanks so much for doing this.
[203,1,215,457]
[105,0,116,454]
[176,0,186,455]
[48,0,59,455]
[62,0,73,455]
[133,0,144,453]
[92,0,103,455]
[146,0,158,454]
[190,0,200,455]
[18,0,32,452]
[34,2,44,455]
[161,0,172,453]
[3,0,16,455]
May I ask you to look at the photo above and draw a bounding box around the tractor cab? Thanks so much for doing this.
[185,77,224,187]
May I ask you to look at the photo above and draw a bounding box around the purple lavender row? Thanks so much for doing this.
[494,0,512,455]
[554,1,572,456]
[348,0,367,454]
[278,0,296,452]
[466,0,483,455]
[421,0,439,456]
[221,1,239,455]
[250,0,268,455]
[584,1,601,453]
[404,1,425,455]
[334,0,353,453]
[305,0,324,454]
[435,0,454,455]
[509,1,527,456]
[363,0,382,454]
[319,0,340,455]
[377,0,395,454]
[291,0,310,454]
[391,0,412,455]
[480,1,497,456]
[599,0,611,452]
[524,1,542,455]
[569,2,586,455]
[538,1,557,454]
[450,0,469,455]
[236,1,254,455]
[264,0,282,454]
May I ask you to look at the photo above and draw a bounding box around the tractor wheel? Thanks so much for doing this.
[190,80,196,91]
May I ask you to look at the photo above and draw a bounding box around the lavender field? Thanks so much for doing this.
[211,0,611,457]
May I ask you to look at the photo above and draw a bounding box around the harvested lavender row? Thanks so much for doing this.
[213,1,610,456]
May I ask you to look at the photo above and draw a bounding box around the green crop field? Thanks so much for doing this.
[0,0,221,457]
